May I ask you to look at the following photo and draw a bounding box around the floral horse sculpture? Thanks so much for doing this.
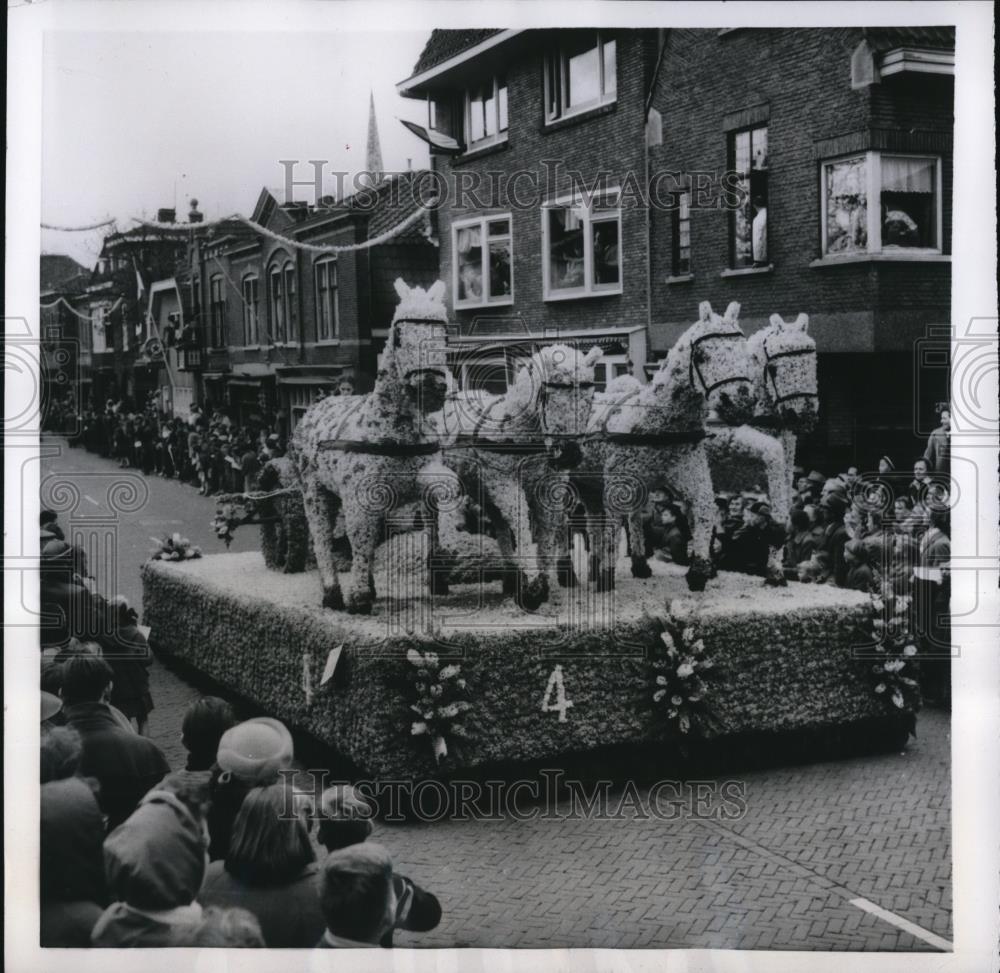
[572,301,755,593]
[705,312,818,584]
[289,279,454,614]
[434,344,602,609]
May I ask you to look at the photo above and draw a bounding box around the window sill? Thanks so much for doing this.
[810,252,951,267]
[544,286,623,303]
[315,339,342,346]
[720,264,773,278]
[454,138,510,165]
[454,297,514,311]
[542,99,617,134]
[665,273,695,285]
[239,345,262,351]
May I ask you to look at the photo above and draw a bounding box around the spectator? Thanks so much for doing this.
[843,540,877,592]
[878,455,895,475]
[199,781,325,947]
[40,771,108,946]
[208,717,295,860]
[909,458,933,505]
[797,550,834,585]
[40,508,65,541]
[60,653,170,830]
[819,494,850,587]
[170,906,266,947]
[650,502,691,566]
[39,540,102,649]
[102,596,154,736]
[316,843,398,948]
[92,775,211,946]
[720,501,774,576]
[923,408,951,479]
[892,495,914,531]
[240,441,262,492]
[40,723,83,783]
[804,470,826,503]
[784,507,818,578]
[181,696,237,772]
[41,690,63,728]
[316,785,442,946]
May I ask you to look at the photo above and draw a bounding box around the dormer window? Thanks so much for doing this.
[464,76,508,149]
[545,31,617,123]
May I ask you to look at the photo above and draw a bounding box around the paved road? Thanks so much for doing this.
[40,436,952,951]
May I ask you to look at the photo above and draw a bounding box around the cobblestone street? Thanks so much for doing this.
[44,437,952,951]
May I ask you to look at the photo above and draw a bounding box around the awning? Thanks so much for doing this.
[228,377,264,387]
[399,119,463,154]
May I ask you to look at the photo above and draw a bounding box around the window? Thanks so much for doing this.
[465,76,508,149]
[241,275,259,346]
[315,258,339,341]
[821,153,942,256]
[209,274,226,347]
[268,267,284,343]
[453,215,513,307]
[545,31,617,123]
[728,126,768,268]
[284,262,297,340]
[543,192,621,299]
[671,190,692,276]
[266,256,298,343]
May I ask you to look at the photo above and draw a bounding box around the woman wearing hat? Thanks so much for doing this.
[207,718,295,861]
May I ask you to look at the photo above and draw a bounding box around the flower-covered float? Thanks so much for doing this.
[142,286,917,781]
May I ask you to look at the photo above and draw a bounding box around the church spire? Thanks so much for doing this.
[363,90,384,189]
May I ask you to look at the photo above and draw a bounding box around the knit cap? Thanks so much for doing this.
[216,717,294,785]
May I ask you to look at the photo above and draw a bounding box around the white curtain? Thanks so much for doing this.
[881,156,934,193]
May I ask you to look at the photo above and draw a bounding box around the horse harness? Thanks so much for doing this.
[688,329,751,398]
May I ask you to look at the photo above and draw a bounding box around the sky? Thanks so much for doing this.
[41,30,433,269]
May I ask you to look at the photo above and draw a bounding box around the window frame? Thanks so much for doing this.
[727,125,769,270]
[208,273,226,349]
[451,213,514,309]
[541,188,623,301]
[544,30,618,124]
[671,189,692,278]
[267,265,285,345]
[265,253,299,345]
[819,151,943,257]
[241,274,259,348]
[463,75,509,151]
[314,256,340,343]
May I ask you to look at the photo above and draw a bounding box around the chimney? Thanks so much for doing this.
[188,199,204,223]
[157,208,177,223]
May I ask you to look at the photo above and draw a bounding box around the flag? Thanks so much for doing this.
[133,256,146,300]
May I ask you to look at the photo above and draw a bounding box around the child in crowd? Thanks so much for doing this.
[181,696,237,772]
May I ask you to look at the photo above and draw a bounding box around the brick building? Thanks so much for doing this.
[399,27,954,465]
[398,29,659,390]
[647,27,954,468]
[152,172,439,436]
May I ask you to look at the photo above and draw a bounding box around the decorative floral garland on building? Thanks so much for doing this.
[149,533,202,561]
[863,591,921,720]
[405,645,473,764]
[648,607,721,738]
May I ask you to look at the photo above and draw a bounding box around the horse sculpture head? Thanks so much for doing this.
[506,344,602,468]
[748,313,818,432]
[655,301,754,425]
[382,279,452,416]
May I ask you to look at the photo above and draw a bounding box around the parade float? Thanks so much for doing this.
[143,282,917,780]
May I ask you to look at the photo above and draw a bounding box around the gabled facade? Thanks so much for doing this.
[155,172,439,436]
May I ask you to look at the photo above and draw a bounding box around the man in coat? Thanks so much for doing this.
[923,408,951,481]
[61,653,170,830]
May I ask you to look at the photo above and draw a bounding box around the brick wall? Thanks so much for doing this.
[431,29,655,336]
[647,27,953,353]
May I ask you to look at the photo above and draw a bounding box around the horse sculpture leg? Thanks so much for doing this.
[486,480,549,611]
[299,478,345,610]
[343,504,383,615]
[628,511,652,579]
[676,447,715,592]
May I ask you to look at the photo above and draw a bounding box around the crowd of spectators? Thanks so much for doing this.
[642,408,953,704]
[41,675,441,948]
[44,392,315,497]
